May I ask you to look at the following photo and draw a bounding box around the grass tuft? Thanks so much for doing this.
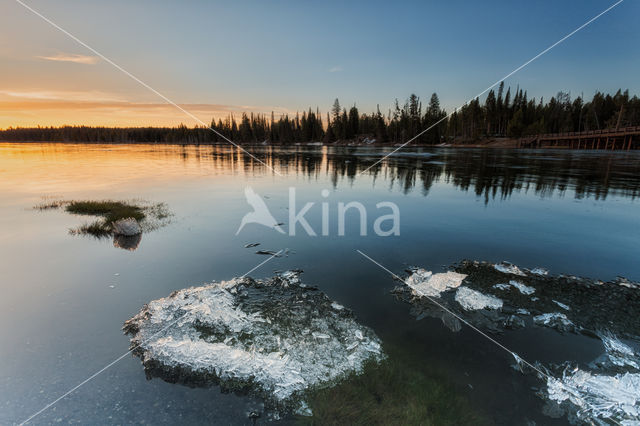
[65,200,146,223]
[68,220,111,237]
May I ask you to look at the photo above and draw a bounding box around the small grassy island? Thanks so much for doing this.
[37,198,170,237]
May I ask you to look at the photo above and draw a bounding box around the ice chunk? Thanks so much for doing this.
[295,400,313,417]
[123,271,384,411]
[493,283,511,291]
[509,280,536,295]
[552,300,570,311]
[112,217,141,236]
[454,287,503,311]
[493,262,526,276]
[533,313,574,332]
[404,269,467,298]
[529,267,549,276]
[331,302,344,311]
[546,370,640,424]
[598,331,639,369]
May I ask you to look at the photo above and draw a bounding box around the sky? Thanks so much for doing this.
[0,0,638,129]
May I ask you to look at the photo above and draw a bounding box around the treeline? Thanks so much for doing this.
[2,85,639,144]
[448,84,640,140]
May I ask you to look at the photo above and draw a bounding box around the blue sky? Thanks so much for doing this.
[0,0,638,127]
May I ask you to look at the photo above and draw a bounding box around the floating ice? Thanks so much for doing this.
[123,271,384,410]
[543,331,640,424]
[493,283,511,291]
[454,287,503,311]
[546,369,640,424]
[112,217,141,236]
[404,269,467,298]
[529,267,549,276]
[552,300,570,311]
[599,331,639,369]
[533,313,575,332]
[493,262,526,276]
[491,280,535,295]
[331,302,344,311]
[509,280,536,295]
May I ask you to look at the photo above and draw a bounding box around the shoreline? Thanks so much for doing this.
[0,139,636,151]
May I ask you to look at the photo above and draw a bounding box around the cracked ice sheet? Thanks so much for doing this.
[404,269,467,298]
[598,331,639,369]
[547,370,640,424]
[123,271,384,410]
[545,331,640,424]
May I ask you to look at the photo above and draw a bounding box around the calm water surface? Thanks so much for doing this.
[1,143,639,425]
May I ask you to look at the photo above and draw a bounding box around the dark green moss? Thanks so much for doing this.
[65,200,146,223]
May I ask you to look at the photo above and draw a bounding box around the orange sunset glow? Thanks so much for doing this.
[0,92,294,129]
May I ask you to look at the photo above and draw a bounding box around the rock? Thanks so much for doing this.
[113,233,142,251]
[111,217,141,236]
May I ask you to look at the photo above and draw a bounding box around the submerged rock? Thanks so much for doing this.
[454,260,640,340]
[123,271,384,413]
[113,233,142,251]
[112,217,141,236]
[398,261,640,339]
[396,261,640,424]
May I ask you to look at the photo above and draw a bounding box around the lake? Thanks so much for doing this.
[1,143,639,425]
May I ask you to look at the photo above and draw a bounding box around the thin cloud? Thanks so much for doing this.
[0,89,126,103]
[329,66,343,73]
[37,53,100,65]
